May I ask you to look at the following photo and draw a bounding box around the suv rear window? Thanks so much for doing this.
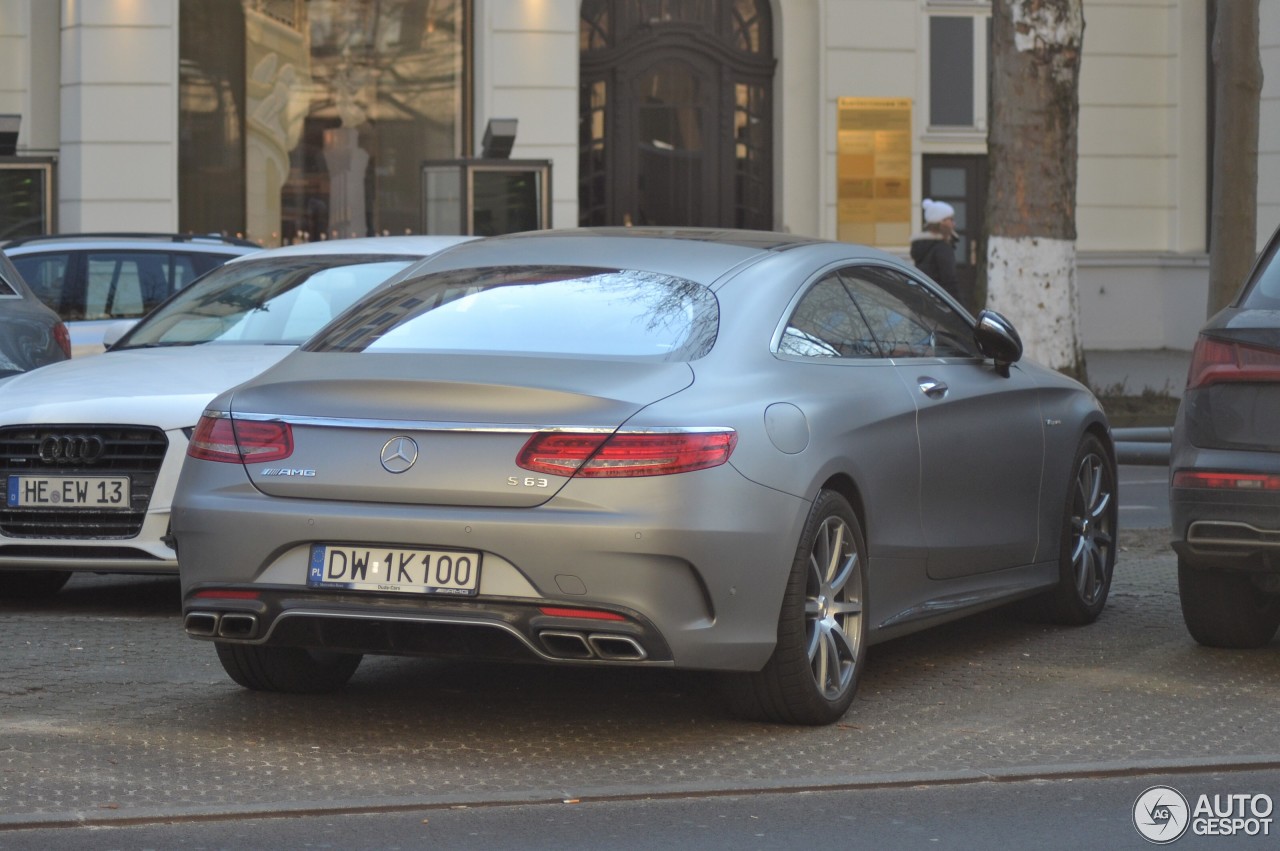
[1239,234,1280,310]
[305,265,719,361]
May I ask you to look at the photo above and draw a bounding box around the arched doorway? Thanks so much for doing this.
[579,1,775,229]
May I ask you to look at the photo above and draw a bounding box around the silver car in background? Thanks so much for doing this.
[0,251,69,377]
[3,232,260,356]
[0,236,473,599]
[173,228,1117,725]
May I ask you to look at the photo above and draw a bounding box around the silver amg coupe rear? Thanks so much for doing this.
[172,228,1117,725]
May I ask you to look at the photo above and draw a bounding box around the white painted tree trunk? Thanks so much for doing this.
[985,0,1086,380]
[986,235,1081,371]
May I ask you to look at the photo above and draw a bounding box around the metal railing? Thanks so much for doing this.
[1114,427,1172,466]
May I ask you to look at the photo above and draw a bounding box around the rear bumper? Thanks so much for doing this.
[173,463,812,672]
[183,588,672,665]
[1171,486,1280,572]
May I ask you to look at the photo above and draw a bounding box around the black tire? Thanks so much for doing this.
[1025,434,1117,625]
[721,490,867,725]
[214,642,362,693]
[1179,558,1280,648]
[0,570,72,600]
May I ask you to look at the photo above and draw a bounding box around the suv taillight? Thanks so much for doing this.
[188,415,293,464]
[53,322,71,358]
[1186,334,1280,390]
[517,430,737,478]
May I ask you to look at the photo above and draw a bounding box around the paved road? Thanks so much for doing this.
[2,527,1279,833]
[6,769,1280,850]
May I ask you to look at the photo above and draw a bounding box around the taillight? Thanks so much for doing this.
[53,322,71,358]
[188,415,293,464]
[1185,334,1280,390]
[1172,470,1280,491]
[517,429,736,478]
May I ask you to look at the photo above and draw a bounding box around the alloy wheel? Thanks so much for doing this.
[804,516,863,700]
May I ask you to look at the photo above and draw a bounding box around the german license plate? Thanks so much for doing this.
[7,475,131,508]
[307,544,481,596]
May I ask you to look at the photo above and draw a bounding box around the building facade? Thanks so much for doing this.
[1,0,1277,351]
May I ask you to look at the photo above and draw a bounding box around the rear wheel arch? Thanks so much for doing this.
[819,473,867,547]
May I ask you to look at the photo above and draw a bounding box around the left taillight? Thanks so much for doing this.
[188,415,293,464]
[517,429,737,478]
[53,322,71,358]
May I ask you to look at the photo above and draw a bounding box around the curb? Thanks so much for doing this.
[5,755,1280,831]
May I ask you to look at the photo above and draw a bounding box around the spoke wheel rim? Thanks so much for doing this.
[804,516,863,700]
[1070,451,1115,606]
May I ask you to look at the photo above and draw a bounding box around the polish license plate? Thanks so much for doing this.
[307,544,481,596]
[7,475,131,508]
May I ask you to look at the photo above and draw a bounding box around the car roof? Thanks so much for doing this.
[223,235,477,263]
[413,227,895,285]
[2,232,260,255]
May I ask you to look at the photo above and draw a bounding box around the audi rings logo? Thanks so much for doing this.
[38,434,105,465]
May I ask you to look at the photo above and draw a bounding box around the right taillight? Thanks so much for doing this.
[1186,334,1280,390]
[188,415,293,464]
[517,429,737,478]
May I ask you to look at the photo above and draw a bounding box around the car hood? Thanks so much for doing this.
[0,345,295,429]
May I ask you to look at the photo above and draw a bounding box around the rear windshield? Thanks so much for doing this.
[304,265,719,361]
[117,256,414,348]
[1239,233,1280,310]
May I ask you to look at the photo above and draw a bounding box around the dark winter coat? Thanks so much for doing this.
[909,231,959,299]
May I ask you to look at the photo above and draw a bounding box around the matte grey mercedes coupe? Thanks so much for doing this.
[172,228,1117,725]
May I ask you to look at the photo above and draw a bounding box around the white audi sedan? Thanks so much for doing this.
[0,235,474,598]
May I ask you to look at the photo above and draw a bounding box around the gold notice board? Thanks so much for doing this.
[837,97,911,246]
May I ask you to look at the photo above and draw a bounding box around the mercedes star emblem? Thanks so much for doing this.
[379,436,419,473]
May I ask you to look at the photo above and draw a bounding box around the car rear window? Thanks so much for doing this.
[304,265,720,361]
[1239,236,1280,310]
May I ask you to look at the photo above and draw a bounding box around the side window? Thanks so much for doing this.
[839,266,980,359]
[0,271,16,297]
[11,254,71,316]
[85,253,175,320]
[779,273,882,359]
[172,254,203,290]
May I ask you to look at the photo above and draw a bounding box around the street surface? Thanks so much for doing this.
[6,769,1280,850]
[2,465,1278,847]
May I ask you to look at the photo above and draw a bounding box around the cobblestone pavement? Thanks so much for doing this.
[3,527,1279,827]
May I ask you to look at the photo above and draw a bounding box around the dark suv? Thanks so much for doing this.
[2,233,259,356]
[0,251,69,378]
[1171,222,1280,647]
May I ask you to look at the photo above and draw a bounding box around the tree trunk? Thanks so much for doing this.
[1207,0,1261,316]
[984,0,1085,382]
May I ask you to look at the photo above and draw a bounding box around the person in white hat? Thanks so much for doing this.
[910,199,959,299]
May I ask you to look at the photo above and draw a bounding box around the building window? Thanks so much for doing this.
[927,9,988,132]
[179,0,470,246]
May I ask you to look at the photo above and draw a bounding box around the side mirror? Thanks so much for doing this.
[974,309,1023,376]
[102,319,139,350]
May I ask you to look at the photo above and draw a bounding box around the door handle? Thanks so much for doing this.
[918,377,949,399]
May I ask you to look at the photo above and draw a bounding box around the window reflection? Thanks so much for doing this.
[309,265,720,360]
[180,0,468,246]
